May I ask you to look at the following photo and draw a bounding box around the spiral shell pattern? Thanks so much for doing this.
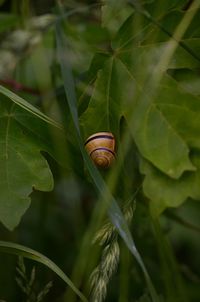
[84,132,115,168]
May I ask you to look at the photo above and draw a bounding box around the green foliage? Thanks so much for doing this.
[0,87,69,230]
[56,20,159,302]
[0,13,18,33]
[0,0,200,301]
[15,257,53,302]
[81,1,200,216]
[0,241,87,302]
[80,57,123,139]
[0,98,53,230]
[101,0,133,36]
[89,201,134,301]
[141,151,200,215]
[0,1,200,227]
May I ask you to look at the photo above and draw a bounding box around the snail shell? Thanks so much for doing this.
[84,132,115,168]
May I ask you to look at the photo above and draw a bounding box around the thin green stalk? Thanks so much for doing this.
[152,219,188,302]
[21,0,30,25]
[119,244,130,302]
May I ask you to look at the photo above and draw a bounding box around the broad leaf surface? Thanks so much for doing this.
[101,0,133,37]
[142,9,200,44]
[140,152,200,216]
[81,4,200,214]
[81,40,200,178]
[169,68,200,96]
[80,57,131,139]
[117,6,200,211]
[0,97,55,230]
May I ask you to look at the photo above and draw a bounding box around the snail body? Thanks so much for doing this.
[84,132,115,168]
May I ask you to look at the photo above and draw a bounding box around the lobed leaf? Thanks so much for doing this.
[81,4,200,215]
[140,151,200,217]
[0,98,54,230]
[0,84,71,229]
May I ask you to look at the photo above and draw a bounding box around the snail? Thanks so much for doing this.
[84,132,115,168]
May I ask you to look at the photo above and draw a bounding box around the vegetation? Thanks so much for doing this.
[0,0,200,301]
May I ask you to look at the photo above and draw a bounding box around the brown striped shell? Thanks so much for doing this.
[84,132,115,168]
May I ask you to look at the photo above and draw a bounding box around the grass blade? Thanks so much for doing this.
[0,240,88,302]
[0,85,63,130]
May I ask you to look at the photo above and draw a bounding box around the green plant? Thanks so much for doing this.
[89,200,134,302]
[15,257,53,302]
[0,0,200,301]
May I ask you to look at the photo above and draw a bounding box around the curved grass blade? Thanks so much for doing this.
[0,241,88,302]
[55,21,159,302]
[0,85,63,131]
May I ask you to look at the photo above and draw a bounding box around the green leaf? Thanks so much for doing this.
[140,151,200,216]
[101,0,133,36]
[142,9,200,44]
[77,52,110,116]
[13,104,69,169]
[116,36,200,72]
[80,3,200,215]
[0,85,63,131]
[124,73,197,179]
[80,57,119,138]
[153,75,200,150]
[114,37,200,179]
[0,98,54,230]
[0,241,88,302]
[169,68,200,96]
[80,55,139,140]
[81,47,199,179]
[111,5,200,213]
